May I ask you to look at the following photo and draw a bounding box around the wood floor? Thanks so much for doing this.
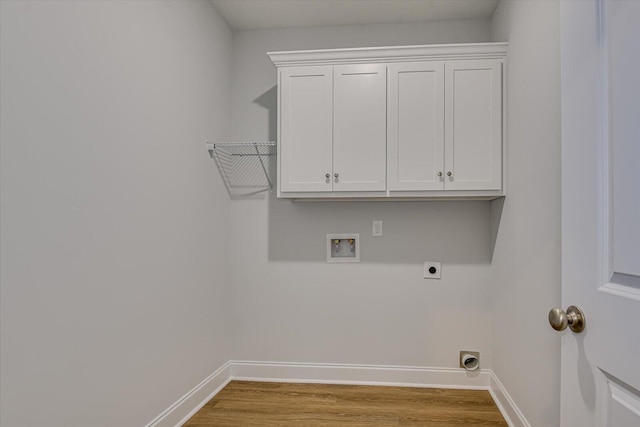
[183,381,508,426]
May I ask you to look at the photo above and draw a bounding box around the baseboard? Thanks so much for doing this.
[146,359,530,427]
[230,360,491,389]
[488,371,531,427]
[145,361,231,427]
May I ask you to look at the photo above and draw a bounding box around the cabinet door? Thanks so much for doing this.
[445,60,502,191]
[388,62,445,191]
[333,64,387,192]
[279,66,333,193]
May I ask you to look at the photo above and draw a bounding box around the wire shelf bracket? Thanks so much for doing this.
[207,141,276,198]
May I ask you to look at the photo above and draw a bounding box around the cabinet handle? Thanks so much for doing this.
[334,173,339,178]
[447,171,453,177]
[437,172,443,177]
[325,174,330,179]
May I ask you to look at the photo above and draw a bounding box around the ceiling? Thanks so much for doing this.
[210,0,500,31]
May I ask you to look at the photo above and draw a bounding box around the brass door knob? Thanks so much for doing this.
[548,305,586,333]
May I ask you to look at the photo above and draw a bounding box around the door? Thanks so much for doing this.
[560,1,640,425]
[279,66,333,193]
[387,62,445,191]
[333,64,387,192]
[444,60,502,191]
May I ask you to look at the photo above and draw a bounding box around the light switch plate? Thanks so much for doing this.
[372,220,383,237]
[424,262,441,279]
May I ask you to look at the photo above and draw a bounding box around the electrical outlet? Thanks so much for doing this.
[372,220,383,237]
[423,262,441,279]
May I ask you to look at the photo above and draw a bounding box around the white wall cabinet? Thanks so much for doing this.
[279,66,333,193]
[269,43,507,199]
[444,60,502,191]
[278,64,387,193]
[333,64,387,192]
[388,59,502,192]
[387,61,445,191]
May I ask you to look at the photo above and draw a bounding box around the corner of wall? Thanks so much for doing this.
[488,0,562,426]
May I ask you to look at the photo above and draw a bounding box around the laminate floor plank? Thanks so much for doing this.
[183,381,508,426]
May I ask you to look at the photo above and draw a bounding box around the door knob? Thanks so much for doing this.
[548,305,586,333]
[325,173,330,179]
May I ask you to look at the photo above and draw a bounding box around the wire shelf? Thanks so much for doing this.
[207,142,276,198]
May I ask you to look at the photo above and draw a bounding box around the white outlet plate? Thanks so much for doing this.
[424,262,441,279]
[372,220,383,237]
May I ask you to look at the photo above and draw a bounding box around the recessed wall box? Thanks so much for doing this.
[327,234,360,263]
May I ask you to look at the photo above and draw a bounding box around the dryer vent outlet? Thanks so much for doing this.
[460,351,480,371]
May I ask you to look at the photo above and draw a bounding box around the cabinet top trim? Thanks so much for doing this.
[268,42,508,67]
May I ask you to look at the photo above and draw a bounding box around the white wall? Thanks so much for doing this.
[228,21,498,368]
[0,1,232,426]
[490,1,561,426]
